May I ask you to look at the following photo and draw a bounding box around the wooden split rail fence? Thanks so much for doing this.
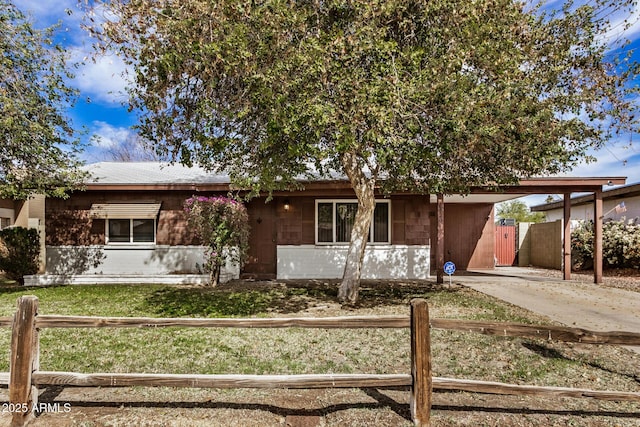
[3,295,640,426]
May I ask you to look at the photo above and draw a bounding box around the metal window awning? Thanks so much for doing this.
[89,203,161,219]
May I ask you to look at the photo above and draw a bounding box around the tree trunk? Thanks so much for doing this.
[338,151,376,304]
[209,264,221,287]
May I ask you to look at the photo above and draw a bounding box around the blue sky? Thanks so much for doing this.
[13,0,640,205]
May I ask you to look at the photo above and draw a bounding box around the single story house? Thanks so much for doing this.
[531,182,640,224]
[14,162,623,285]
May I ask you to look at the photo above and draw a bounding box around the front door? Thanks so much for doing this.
[242,200,277,279]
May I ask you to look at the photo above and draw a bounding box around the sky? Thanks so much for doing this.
[12,0,640,206]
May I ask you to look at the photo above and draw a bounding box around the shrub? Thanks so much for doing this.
[571,221,594,270]
[184,196,250,286]
[571,219,640,270]
[0,227,40,283]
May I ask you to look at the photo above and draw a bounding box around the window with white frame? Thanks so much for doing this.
[107,218,155,244]
[316,200,390,244]
[90,203,160,245]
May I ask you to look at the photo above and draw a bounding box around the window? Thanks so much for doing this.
[107,219,155,244]
[315,200,390,244]
[0,218,11,229]
[90,203,160,245]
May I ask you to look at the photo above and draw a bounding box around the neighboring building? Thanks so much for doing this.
[0,195,46,230]
[27,162,521,285]
[0,198,14,230]
[531,182,640,224]
[0,195,46,273]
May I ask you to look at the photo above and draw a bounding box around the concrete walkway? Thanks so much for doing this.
[453,267,640,353]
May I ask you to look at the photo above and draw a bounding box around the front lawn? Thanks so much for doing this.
[0,280,638,426]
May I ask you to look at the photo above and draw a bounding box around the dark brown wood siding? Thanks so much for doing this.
[439,203,494,270]
[275,196,317,245]
[276,195,430,246]
[394,196,431,245]
[45,190,223,246]
[0,199,15,209]
[47,191,434,249]
[46,194,104,246]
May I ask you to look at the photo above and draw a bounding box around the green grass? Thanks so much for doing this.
[0,281,637,397]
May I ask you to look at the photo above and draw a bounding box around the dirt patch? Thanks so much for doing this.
[0,385,638,427]
[534,267,640,292]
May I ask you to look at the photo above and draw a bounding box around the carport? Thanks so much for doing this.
[433,177,627,284]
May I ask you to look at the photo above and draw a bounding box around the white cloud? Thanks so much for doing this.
[14,0,77,21]
[562,136,640,183]
[13,0,85,42]
[91,121,133,148]
[71,46,132,104]
[14,0,133,105]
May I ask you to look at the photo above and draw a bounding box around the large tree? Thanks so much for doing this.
[88,0,638,302]
[0,1,86,199]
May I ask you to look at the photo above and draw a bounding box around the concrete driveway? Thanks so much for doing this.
[454,267,640,353]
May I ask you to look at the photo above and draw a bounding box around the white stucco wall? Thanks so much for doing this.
[39,244,429,284]
[43,245,239,282]
[277,245,430,280]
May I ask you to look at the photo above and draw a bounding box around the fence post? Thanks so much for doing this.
[9,295,39,427]
[410,298,432,426]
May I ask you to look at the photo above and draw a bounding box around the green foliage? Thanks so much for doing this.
[571,221,595,270]
[571,219,640,270]
[496,200,545,224]
[0,226,40,282]
[89,0,638,195]
[0,1,86,199]
[184,196,250,285]
[602,220,640,268]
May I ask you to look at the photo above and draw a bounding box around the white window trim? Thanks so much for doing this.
[315,199,391,245]
[106,218,157,245]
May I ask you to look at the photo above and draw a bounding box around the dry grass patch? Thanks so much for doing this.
[0,280,638,426]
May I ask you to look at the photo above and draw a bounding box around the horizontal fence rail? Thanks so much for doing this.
[15,314,640,346]
[23,373,640,402]
[4,295,640,426]
[32,372,413,389]
[432,377,640,402]
[430,319,640,345]
[34,314,411,329]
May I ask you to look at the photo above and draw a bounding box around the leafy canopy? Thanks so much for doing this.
[0,0,86,199]
[88,0,638,196]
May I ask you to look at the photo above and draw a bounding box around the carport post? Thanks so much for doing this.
[594,189,603,284]
[436,194,444,285]
[563,193,571,280]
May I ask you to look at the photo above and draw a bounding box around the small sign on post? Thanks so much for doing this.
[443,261,456,287]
